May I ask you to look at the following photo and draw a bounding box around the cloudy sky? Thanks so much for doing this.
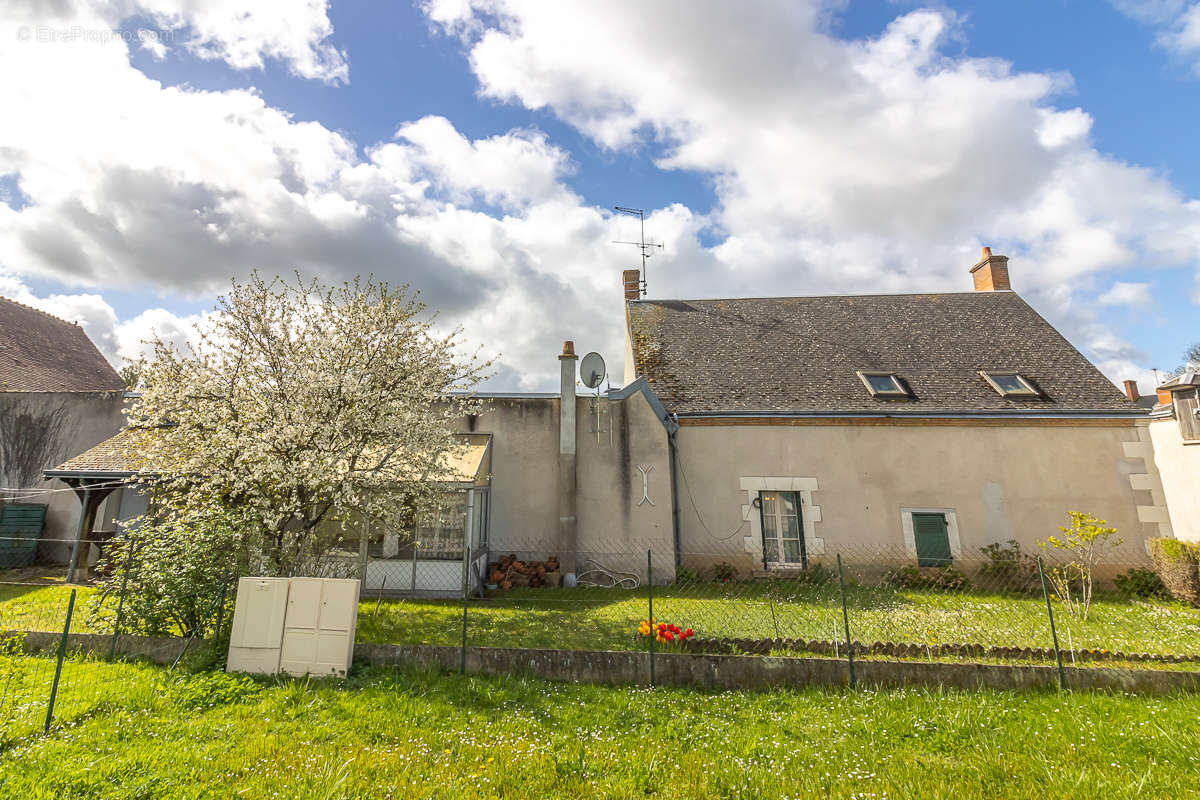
[1,1,1198,391]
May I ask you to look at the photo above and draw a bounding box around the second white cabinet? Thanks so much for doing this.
[278,577,359,678]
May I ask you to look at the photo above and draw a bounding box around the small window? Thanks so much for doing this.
[857,371,909,399]
[980,371,1040,398]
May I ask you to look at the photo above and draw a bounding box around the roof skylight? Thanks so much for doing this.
[857,371,910,399]
[980,371,1040,398]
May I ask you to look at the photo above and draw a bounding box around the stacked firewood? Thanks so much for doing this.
[488,554,561,590]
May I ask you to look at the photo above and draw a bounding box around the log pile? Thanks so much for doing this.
[488,554,561,590]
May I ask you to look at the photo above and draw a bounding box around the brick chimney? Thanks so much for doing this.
[622,269,642,300]
[1123,379,1140,402]
[970,247,1011,291]
[1157,386,1174,407]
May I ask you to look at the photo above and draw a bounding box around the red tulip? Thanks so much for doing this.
[684,628,694,638]
[658,623,666,632]
[664,631,674,641]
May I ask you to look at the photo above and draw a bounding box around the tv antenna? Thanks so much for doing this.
[613,206,663,296]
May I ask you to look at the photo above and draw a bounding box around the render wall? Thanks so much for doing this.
[1149,418,1200,543]
[673,419,1169,574]
[457,391,674,580]
[0,391,127,561]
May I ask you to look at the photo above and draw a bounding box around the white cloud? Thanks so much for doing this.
[126,0,348,83]
[424,0,1200,386]
[1111,1,1200,75]
[1098,281,1155,307]
[114,306,211,363]
[1,0,1198,393]
[373,116,576,212]
[4,0,346,82]
[0,3,638,389]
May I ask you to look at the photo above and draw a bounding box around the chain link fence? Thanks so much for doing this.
[415,539,1200,683]
[3,528,1200,740]
[0,535,232,742]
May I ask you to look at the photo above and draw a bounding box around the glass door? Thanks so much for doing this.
[759,491,806,568]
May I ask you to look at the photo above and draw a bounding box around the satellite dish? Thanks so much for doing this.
[580,352,606,389]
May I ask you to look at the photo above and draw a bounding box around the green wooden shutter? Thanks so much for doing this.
[912,513,951,567]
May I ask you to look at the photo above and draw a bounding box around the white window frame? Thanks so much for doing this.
[856,370,910,399]
[900,508,962,561]
[979,370,1040,398]
[739,477,824,563]
[759,490,806,566]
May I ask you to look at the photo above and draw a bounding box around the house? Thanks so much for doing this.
[436,248,1171,582]
[0,296,127,568]
[622,251,1170,575]
[1147,371,1200,542]
[43,249,1175,587]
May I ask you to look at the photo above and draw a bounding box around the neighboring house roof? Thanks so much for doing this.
[1158,370,1200,392]
[434,433,492,486]
[626,291,1137,415]
[0,296,125,392]
[45,428,492,485]
[43,427,151,478]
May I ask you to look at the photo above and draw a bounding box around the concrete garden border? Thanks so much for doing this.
[355,642,1200,695]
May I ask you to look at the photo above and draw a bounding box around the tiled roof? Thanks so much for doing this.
[626,291,1136,415]
[46,429,491,481]
[44,428,152,476]
[0,296,125,392]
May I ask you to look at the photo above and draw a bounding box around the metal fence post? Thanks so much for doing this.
[213,576,231,641]
[1037,556,1066,691]
[44,588,76,735]
[460,543,471,675]
[108,539,137,661]
[647,549,655,688]
[836,553,855,688]
[357,516,370,585]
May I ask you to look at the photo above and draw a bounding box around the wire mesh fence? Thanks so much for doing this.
[3,527,1200,741]
[0,535,232,742]
[429,540,1200,679]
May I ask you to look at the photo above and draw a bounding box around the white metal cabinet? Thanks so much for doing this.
[278,577,359,677]
[226,577,290,674]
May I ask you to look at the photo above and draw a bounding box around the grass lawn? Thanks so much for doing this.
[5,569,1200,660]
[1,655,1199,799]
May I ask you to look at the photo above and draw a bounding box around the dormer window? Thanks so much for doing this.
[857,371,910,399]
[980,371,1040,398]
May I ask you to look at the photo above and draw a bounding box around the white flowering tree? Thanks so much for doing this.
[126,272,489,578]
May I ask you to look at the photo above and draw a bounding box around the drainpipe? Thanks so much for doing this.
[666,413,682,573]
[558,341,579,583]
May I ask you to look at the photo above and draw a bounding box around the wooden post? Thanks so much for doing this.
[65,487,94,584]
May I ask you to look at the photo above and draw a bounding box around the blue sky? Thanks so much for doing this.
[1,1,1198,389]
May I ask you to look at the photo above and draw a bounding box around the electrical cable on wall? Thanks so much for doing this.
[675,454,747,542]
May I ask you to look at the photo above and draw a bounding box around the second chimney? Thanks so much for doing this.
[1123,379,1139,402]
[970,247,1011,291]
[622,269,642,301]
